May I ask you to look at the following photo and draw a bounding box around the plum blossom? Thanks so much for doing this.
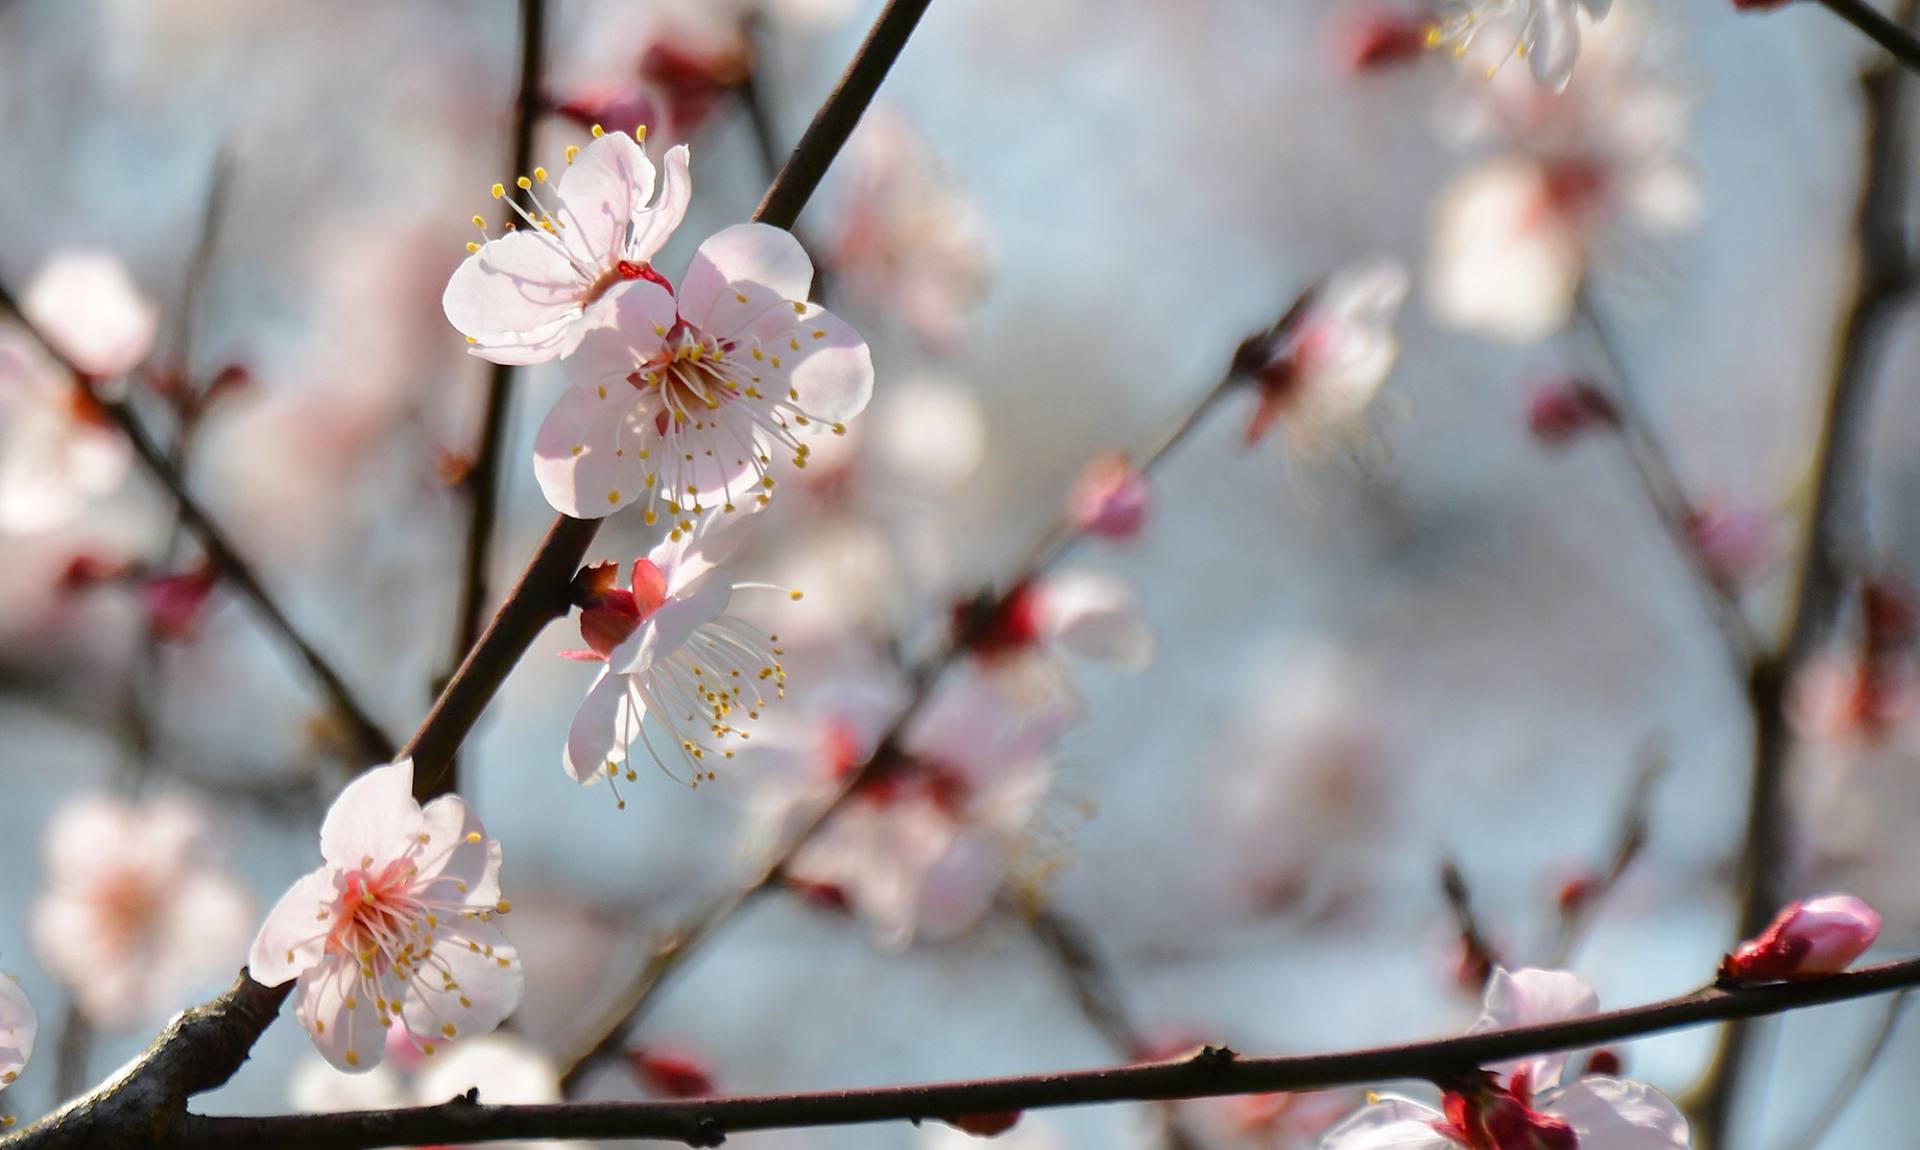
[20,251,160,378]
[1427,0,1613,90]
[830,108,993,352]
[1427,4,1699,341]
[1235,260,1409,453]
[0,331,130,533]
[959,570,1155,672]
[247,758,522,1072]
[442,128,691,365]
[1721,895,1881,983]
[31,794,252,1029]
[783,670,1082,947]
[0,974,34,1125]
[562,511,796,793]
[532,222,873,520]
[1069,453,1150,541]
[1322,967,1688,1150]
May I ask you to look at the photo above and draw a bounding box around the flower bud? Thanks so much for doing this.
[1721,894,1881,983]
[626,1046,716,1098]
[1526,378,1618,445]
[1068,453,1150,540]
[945,1111,1022,1137]
[1686,500,1776,583]
[1332,8,1433,73]
[1584,1048,1623,1077]
[143,561,220,642]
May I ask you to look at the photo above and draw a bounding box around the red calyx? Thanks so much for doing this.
[946,1111,1022,1137]
[954,582,1045,659]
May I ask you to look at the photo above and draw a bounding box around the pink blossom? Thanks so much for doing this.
[638,28,752,139]
[562,511,795,791]
[958,571,1155,674]
[532,222,873,520]
[247,758,521,1072]
[1722,895,1882,983]
[1685,500,1778,584]
[1428,0,1615,90]
[20,251,159,378]
[0,973,34,1122]
[141,560,221,642]
[1323,967,1687,1150]
[0,330,130,534]
[442,129,691,365]
[31,793,252,1030]
[1068,453,1150,541]
[1238,260,1409,452]
[830,108,993,352]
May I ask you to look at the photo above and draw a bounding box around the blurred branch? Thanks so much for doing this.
[1440,855,1503,991]
[1546,738,1666,968]
[1776,990,1912,1150]
[1818,0,1920,75]
[427,0,548,803]
[1689,18,1918,1146]
[1575,290,1762,673]
[558,364,1242,1092]
[175,956,1920,1150]
[0,283,398,767]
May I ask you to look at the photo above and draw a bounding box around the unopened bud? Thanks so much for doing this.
[626,1046,716,1098]
[1526,378,1618,445]
[1068,452,1150,541]
[1721,894,1881,983]
[1332,8,1433,73]
[945,1111,1022,1137]
[1584,1048,1623,1077]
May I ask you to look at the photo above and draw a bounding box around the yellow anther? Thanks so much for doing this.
[591,124,605,138]
[516,175,532,190]
[466,241,480,253]
[635,124,648,141]
[472,215,487,228]
[533,166,548,183]
[491,183,506,199]
[465,831,482,844]
[344,1049,359,1066]
[789,590,804,601]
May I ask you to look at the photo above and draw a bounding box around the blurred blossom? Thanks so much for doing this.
[626,1044,718,1097]
[247,759,522,1072]
[1525,377,1618,445]
[288,1054,403,1113]
[958,569,1156,707]
[416,1032,561,1107]
[0,973,34,1122]
[1068,453,1150,541]
[551,85,666,144]
[1790,654,1919,746]
[562,511,795,792]
[20,251,159,379]
[1429,0,1614,90]
[1721,894,1881,983]
[0,331,131,535]
[1427,4,1700,341]
[868,376,989,496]
[140,559,222,642]
[1683,498,1778,583]
[1330,7,1435,74]
[830,107,993,352]
[533,222,873,520]
[1324,967,1687,1150]
[638,25,753,140]
[747,0,858,29]
[1204,649,1389,915]
[443,130,691,366]
[31,793,251,1030]
[782,670,1084,948]
[1191,1089,1356,1148]
[1236,259,1409,454]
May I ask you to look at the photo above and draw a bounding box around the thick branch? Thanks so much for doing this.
[189,959,1920,1149]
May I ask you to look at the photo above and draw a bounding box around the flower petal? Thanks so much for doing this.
[400,918,523,1045]
[555,130,658,270]
[1550,1078,1690,1150]
[0,973,37,1089]
[1470,966,1599,1091]
[415,795,502,909]
[1039,569,1154,670]
[677,223,815,332]
[531,381,657,519]
[319,760,424,872]
[624,144,692,266]
[743,301,874,426]
[414,1033,559,1106]
[247,867,344,987]
[610,567,733,676]
[1319,1097,1454,1150]
[564,667,645,783]
[1527,0,1582,91]
[295,958,386,1073]
[442,231,585,364]
[647,509,759,595]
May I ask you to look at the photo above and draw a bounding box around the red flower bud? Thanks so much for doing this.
[1584,1048,1624,1077]
[1526,378,1618,445]
[945,1111,1022,1137]
[626,1046,716,1098]
[1333,8,1433,73]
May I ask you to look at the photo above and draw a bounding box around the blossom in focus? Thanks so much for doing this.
[1721,895,1881,983]
[562,511,794,792]
[533,222,873,520]
[1427,0,1614,90]
[1427,4,1700,341]
[30,793,251,1030]
[0,330,131,534]
[442,129,691,365]
[247,758,522,1072]
[830,107,993,352]
[1236,260,1409,453]
[21,251,160,378]
[1068,453,1150,541]
[1323,967,1688,1150]
[786,671,1081,947]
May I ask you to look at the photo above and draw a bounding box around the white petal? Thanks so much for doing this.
[416,795,502,908]
[289,1056,404,1112]
[1470,966,1598,1091]
[0,973,37,1089]
[609,568,733,675]
[912,829,1006,942]
[677,223,816,332]
[41,794,139,889]
[530,381,656,520]
[564,668,644,783]
[441,231,586,364]
[22,251,158,377]
[1319,1098,1454,1150]
[623,144,692,266]
[1549,1078,1690,1150]
[248,867,343,987]
[295,958,386,1073]
[319,760,424,872]
[400,919,522,1045]
[414,1033,559,1105]
[647,509,759,595]
[1040,569,1154,670]
[554,130,658,270]
[1426,160,1583,342]
[743,301,874,426]
[1528,0,1582,91]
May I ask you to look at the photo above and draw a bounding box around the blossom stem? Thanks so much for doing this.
[0,285,399,767]
[172,955,1920,1150]
[1687,24,1919,1147]
[428,0,549,803]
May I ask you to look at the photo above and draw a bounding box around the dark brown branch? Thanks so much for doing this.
[1690,26,1917,1147]
[0,284,398,766]
[182,958,1920,1150]
[1818,0,1920,75]
[425,0,549,803]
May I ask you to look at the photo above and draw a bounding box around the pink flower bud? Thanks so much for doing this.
[1068,453,1150,540]
[1686,500,1777,583]
[1526,378,1618,445]
[639,32,752,138]
[57,552,132,591]
[1721,894,1882,983]
[626,1045,716,1098]
[142,561,220,642]
[1584,1048,1623,1077]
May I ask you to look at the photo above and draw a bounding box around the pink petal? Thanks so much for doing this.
[1039,569,1154,670]
[295,958,386,1073]
[398,919,522,1044]
[1548,1078,1690,1150]
[610,567,733,676]
[531,381,658,519]
[742,301,874,425]
[1319,1098,1454,1150]
[677,223,816,332]
[554,130,659,270]
[415,795,502,908]
[247,867,341,987]
[318,760,423,872]
[624,144,692,267]
[647,509,758,595]
[0,974,35,1089]
[564,668,645,783]
[441,231,586,363]
[22,252,158,377]
[1470,966,1598,1092]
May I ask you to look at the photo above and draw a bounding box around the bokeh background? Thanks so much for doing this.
[1,0,1918,1146]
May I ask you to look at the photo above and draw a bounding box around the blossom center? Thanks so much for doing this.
[583,259,671,307]
[326,857,423,961]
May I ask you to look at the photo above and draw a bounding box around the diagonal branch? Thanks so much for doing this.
[187,958,1920,1150]
[1818,0,1920,75]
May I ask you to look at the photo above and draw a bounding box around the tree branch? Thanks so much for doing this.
[185,959,1920,1149]
[1818,0,1920,75]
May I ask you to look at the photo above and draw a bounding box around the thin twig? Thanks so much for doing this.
[175,957,1920,1150]
[1818,0,1920,75]
[0,284,398,766]
[559,368,1243,1090]
[1546,738,1667,968]
[1440,855,1502,990]
[426,0,548,803]
[1775,990,1913,1150]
